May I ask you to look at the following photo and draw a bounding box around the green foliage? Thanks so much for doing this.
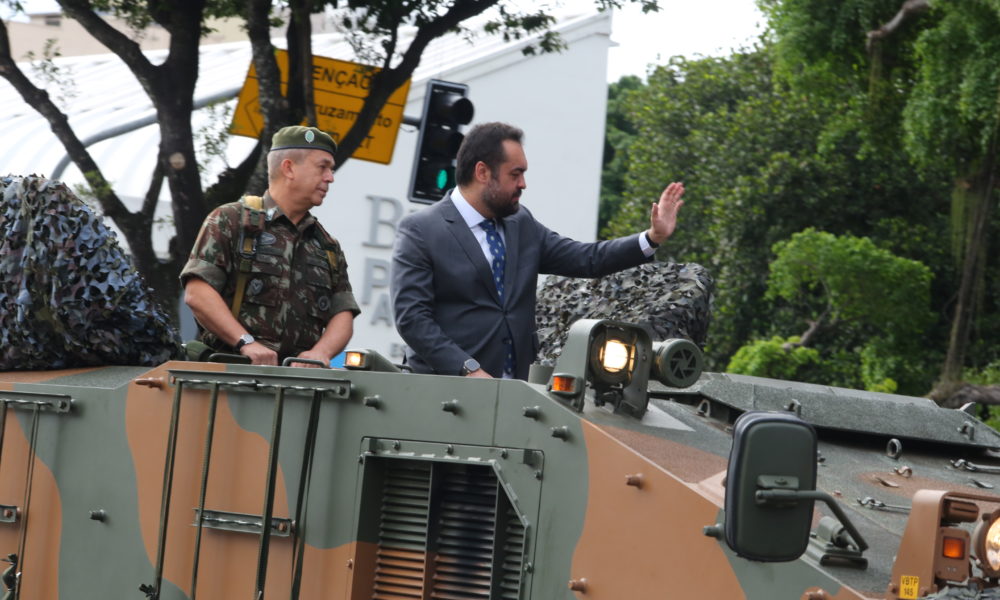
[728,229,933,392]
[761,0,918,89]
[966,360,1000,387]
[596,0,1000,397]
[599,46,948,375]
[968,360,1000,430]
[195,101,235,179]
[726,336,819,381]
[598,75,644,237]
[902,2,1000,175]
[858,342,899,393]
[758,0,1000,393]
[24,40,75,107]
[767,228,933,334]
[485,7,563,54]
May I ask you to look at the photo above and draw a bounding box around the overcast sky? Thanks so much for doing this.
[605,0,765,81]
[4,0,766,82]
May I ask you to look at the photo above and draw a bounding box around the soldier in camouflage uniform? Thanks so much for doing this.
[180,126,360,366]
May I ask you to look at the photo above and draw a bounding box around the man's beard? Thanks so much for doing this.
[482,177,520,219]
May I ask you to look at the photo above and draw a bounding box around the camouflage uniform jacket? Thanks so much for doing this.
[180,192,360,359]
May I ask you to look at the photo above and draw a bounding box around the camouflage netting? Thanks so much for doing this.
[0,175,182,370]
[535,262,713,364]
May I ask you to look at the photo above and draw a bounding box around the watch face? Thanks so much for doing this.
[463,358,480,374]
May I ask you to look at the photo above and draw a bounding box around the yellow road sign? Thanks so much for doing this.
[230,50,411,165]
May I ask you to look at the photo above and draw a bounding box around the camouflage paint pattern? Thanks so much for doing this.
[180,193,359,358]
[0,347,998,598]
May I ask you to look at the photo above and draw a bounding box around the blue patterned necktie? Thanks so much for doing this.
[480,219,515,376]
[480,219,506,300]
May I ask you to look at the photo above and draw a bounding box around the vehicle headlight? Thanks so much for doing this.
[599,339,631,373]
[974,509,1000,575]
[588,326,637,385]
[986,521,1000,570]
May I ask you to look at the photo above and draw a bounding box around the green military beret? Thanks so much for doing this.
[270,125,337,157]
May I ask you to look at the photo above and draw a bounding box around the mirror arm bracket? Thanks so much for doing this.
[757,489,869,553]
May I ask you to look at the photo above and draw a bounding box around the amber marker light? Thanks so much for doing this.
[548,374,580,397]
[551,375,575,392]
[344,351,368,370]
[942,536,966,560]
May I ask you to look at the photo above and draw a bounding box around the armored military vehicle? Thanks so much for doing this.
[0,318,998,599]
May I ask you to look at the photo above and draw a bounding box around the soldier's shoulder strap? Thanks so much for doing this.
[311,220,340,273]
[231,195,266,318]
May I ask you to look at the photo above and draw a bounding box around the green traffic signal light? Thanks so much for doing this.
[408,79,474,204]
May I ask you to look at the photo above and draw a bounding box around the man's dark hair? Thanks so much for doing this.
[455,122,524,186]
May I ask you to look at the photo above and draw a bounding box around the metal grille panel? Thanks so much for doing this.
[430,467,497,599]
[373,463,432,600]
[367,458,527,600]
[498,505,526,600]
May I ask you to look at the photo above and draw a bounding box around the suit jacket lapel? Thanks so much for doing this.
[501,216,519,306]
[440,196,502,304]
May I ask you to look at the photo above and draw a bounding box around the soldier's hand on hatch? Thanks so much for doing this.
[647,181,685,245]
[241,342,278,366]
[296,349,331,368]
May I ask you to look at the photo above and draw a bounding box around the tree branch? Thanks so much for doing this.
[335,0,498,167]
[141,160,165,221]
[0,19,129,221]
[782,306,829,350]
[158,0,207,102]
[56,0,159,88]
[931,382,1000,409]
[866,0,930,52]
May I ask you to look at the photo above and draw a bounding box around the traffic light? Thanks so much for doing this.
[408,79,474,204]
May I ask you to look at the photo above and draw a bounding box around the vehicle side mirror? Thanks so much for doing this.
[724,411,818,561]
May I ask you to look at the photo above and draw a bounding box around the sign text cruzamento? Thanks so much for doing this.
[230,50,411,165]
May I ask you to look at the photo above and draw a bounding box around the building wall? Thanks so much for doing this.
[5,11,336,59]
[315,16,612,362]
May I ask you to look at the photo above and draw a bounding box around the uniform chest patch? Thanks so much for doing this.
[258,232,277,246]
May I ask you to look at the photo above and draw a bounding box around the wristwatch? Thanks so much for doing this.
[235,333,255,351]
[460,358,480,376]
[644,231,660,248]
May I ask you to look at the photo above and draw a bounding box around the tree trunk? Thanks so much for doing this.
[935,169,995,394]
[288,0,316,127]
[930,382,1000,409]
[243,0,289,193]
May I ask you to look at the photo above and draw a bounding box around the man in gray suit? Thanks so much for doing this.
[391,122,685,379]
